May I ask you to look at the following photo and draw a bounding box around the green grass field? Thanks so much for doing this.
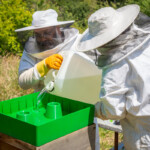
[0,55,123,149]
[0,55,33,101]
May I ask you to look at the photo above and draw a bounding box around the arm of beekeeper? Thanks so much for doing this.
[95,60,129,120]
[18,50,40,90]
[36,54,63,77]
[19,51,63,90]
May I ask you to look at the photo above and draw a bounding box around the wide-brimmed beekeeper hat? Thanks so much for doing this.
[15,9,74,32]
[76,4,140,52]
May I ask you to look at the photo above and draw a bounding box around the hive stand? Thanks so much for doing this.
[0,124,96,150]
[97,118,123,150]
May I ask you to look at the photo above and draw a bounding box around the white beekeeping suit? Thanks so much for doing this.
[16,9,99,92]
[95,18,150,150]
[15,9,77,92]
[18,27,78,91]
[76,4,150,150]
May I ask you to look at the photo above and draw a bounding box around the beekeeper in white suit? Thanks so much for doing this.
[16,9,99,92]
[15,9,78,92]
[16,9,100,150]
[76,4,150,150]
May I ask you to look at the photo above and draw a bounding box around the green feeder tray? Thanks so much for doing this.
[0,92,94,146]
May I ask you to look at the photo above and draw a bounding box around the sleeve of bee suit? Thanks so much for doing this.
[18,50,44,90]
[95,60,129,120]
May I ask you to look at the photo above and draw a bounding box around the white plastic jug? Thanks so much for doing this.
[44,50,101,104]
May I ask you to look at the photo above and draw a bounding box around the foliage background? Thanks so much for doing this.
[0,0,33,56]
[1,0,150,149]
[0,0,150,56]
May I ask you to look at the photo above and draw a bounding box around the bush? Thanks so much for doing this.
[0,0,33,56]
[1,0,150,55]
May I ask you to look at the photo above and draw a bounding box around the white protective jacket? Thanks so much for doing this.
[95,13,150,150]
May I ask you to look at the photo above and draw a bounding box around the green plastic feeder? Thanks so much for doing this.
[45,102,62,119]
[0,92,94,146]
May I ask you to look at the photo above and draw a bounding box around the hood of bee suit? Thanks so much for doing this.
[96,12,150,68]
[24,27,79,59]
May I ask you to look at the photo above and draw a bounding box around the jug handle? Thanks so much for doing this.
[52,69,57,80]
[45,69,57,92]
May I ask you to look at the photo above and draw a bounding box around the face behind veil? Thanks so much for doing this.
[17,26,79,59]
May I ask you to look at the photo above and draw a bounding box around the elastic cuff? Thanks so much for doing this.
[36,59,49,77]
[95,102,107,120]
[33,66,44,80]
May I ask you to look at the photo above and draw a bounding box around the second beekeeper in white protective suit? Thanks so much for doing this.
[76,4,150,150]
[16,9,99,92]
[16,9,78,92]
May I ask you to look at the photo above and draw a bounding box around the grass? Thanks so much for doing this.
[0,55,34,101]
[0,55,123,149]
[99,128,123,150]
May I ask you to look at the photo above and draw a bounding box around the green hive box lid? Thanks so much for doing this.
[0,92,94,146]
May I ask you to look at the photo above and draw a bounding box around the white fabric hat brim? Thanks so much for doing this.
[76,5,140,52]
[15,20,74,32]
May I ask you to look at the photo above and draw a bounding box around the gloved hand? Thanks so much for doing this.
[36,54,63,77]
[45,54,63,70]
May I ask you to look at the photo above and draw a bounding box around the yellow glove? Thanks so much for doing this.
[36,54,63,77]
